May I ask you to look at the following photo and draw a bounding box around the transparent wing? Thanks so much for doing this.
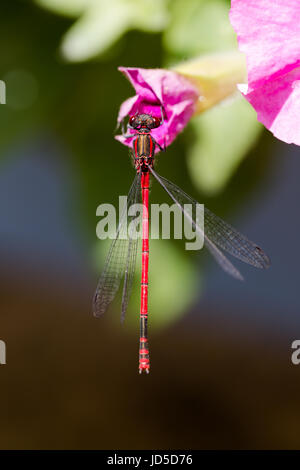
[93,173,141,319]
[120,176,142,323]
[204,207,270,269]
[150,168,270,280]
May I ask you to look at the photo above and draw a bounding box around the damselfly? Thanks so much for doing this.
[93,113,270,374]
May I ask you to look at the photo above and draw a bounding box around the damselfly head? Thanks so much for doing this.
[129,114,161,130]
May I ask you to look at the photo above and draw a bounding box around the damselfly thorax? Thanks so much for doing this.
[133,133,155,171]
[129,113,163,173]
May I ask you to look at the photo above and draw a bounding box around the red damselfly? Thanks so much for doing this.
[93,112,270,374]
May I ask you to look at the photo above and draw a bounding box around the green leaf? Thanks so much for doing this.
[36,0,169,62]
[35,0,89,17]
[187,95,263,195]
[164,0,236,57]
[131,0,169,32]
[61,1,133,61]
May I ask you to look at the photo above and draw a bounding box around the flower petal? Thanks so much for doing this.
[245,66,300,145]
[116,67,199,151]
[230,0,300,145]
[173,51,247,113]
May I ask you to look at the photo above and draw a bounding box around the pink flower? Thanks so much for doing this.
[115,67,199,151]
[230,0,300,145]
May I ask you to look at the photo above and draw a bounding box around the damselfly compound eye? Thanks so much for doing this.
[152,116,161,128]
[129,116,136,127]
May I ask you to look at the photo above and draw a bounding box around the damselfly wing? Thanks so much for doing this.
[93,172,141,322]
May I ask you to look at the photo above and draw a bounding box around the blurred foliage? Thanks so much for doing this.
[0,0,270,329]
[172,50,262,193]
[187,96,262,194]
[35,0,169,61]
[163,0,236,57]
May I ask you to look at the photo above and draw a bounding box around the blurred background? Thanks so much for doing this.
[0,0,300,450]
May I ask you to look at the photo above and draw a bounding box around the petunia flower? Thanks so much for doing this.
[230,0,300,146]
[116,53,247,151]
[115,67,199,151]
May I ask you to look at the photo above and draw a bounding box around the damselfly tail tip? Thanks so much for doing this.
[139,367,150,374]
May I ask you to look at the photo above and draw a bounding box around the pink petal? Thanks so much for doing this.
[230,0,300,145]
[246,67,300,145]
[116,67,199,151]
